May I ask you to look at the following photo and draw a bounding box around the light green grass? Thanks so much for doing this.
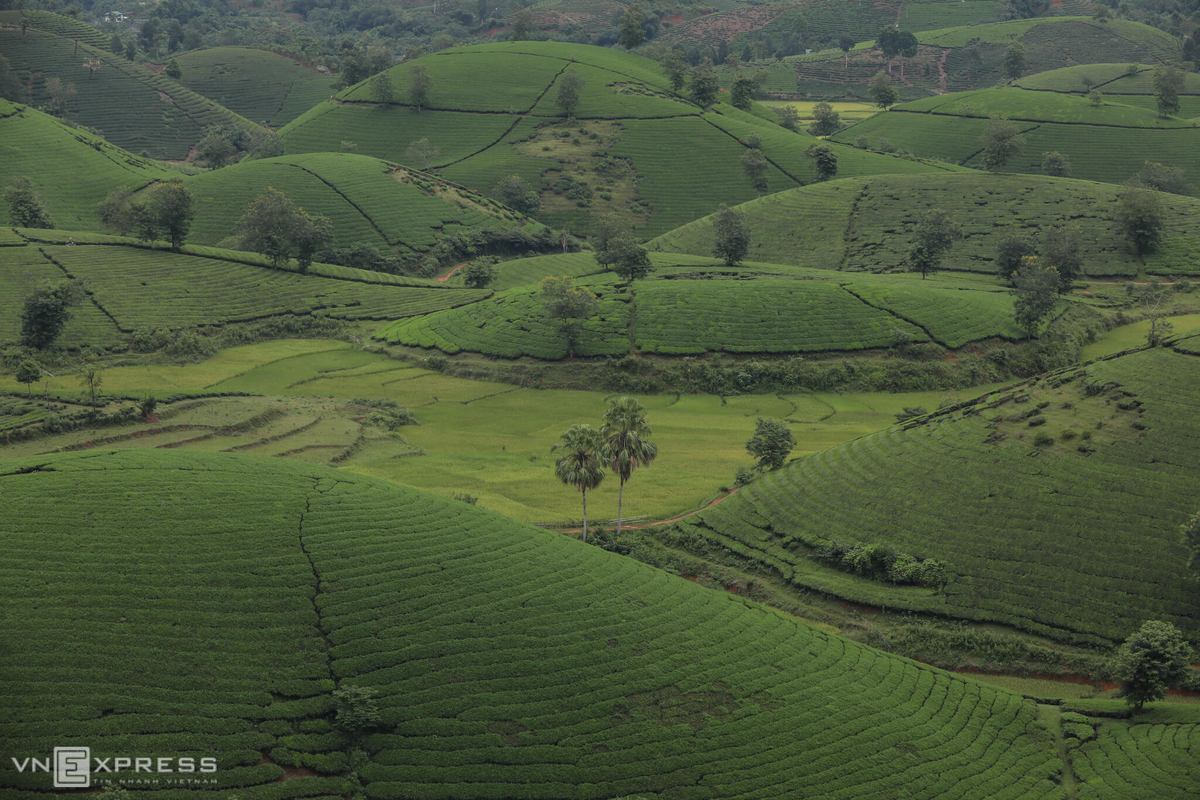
[1080,314,1200,360]
[900,87,1193,128]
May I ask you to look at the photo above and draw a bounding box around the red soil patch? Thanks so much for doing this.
[437,262,468,283]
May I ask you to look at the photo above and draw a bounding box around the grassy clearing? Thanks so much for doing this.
[0,449,1072,798]
[663,344,1200,645]
[1080,314,1200,361]
[652,173,1200,277]
[172,46,337,127]
[759,100,878,127]
[0,98,173,230]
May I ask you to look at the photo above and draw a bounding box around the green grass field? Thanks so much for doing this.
[0,26,264,160]
[183,152,540,251]
[280,41,954,238]
[0,98,173,230]
[0,448,1083,798]
[171,47,337,128]
[658,342,1200,646]
[651,173,1200,278]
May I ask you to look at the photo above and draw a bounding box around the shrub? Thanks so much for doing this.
[1028,415,1046,427]
[1033,431,1054,446]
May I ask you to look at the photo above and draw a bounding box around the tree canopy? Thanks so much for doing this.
[746,418,796,471]
[1112,621,1192,711]
[552,424,607,542]
[600,396,658,540]
[713,204,750,266]
[237,188,333,272]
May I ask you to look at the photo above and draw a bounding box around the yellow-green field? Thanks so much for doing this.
[0,340,1004,522]
[759,100,879,128]
[1080,313,1200,361]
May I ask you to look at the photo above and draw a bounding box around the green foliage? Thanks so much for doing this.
[807,101,841,137]
[1116,183,1164,255]
[746,417,795,471]
[1003,42,1027,81]
[369,71,394,103]
[804,142,838,182]
[712,204,749,266]
[869,70,899,109]
[690,59,720,107]
[164,57,181,80]
[608,235,654,282]
[238,187,334,272]
[995,235,1036,283]
[332,685,382,738]
[555,69,584,118]
[1010,253,1060,333]
[739,147,769,196]
[773,103,801,131]
[1041,150,1071,177]
[5,176,54,229]
[894,406,928,423]
[552,423,606,541]
[618,4,646,51]
[491,174,540,216]
[1183,512,1200,585]
[138,180,195,251]
[408,64,432,111]
[1152,65,1183,117]
[15,359,40,396]
[20,280,76,349]
[1112,620,1192,711]
[907,209,963,279]
[601,395,658,538]
[1040,225,1083,286]
[540,275,601,350]
[981,114,1026,171]
[461,257,497,289]
[730,72,760,111]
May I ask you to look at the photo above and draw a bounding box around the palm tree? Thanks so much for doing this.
[600,396,658,541]
[552,424,606,543]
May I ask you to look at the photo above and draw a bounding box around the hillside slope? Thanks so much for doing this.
[660,341,1200,646]
[183,152,544,252]
[0,98,173,230]
[279,41,955,238]
[0,448,1069,799]
[649,173,1200,277]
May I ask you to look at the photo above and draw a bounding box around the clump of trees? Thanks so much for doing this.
[539,275,600,354]
[1012,256,1060,337]
[98,181,195,251]
[868,71,899,110]
[491,175,540,216]
[238,187,334,272]
[6,177,55,229]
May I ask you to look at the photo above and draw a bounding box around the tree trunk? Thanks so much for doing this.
[615,478,625,541]
[581,488,588,543]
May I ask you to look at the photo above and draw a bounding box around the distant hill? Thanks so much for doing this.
[279,41,956,238]
[659,340,1200,647]
[831,86,1200,193]
[0,98,173,230]
[0,448,1071,798]
[0,20,265,159]
[183,152,546,252]
[1014,62,1200,118]
[171,47,337,128]
[786,17,1179,101]
[0,229,485,349]
[651,172,1200,277]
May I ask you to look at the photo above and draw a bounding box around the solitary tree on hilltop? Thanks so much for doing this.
[369,71,394,103]
[1112,620,1192,712]
[552,424,606,542]
[713,204,750,266]
[907,209,962,279]
[600,396,658,541]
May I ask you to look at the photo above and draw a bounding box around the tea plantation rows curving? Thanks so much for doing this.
[0,449,1071,799]
[667,345,1200,646]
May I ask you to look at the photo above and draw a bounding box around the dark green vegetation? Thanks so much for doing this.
[0,449,1070,798]
[0,26,264,160]
[182,153,542,253]
[651,343,1200,647]
[790,17,1179,101]
[0,230,486,349]
[171,47,337,128]
[279,42,952,237]
[834,84,1200,194]
[0,98,172,230]
[651,173,1200,277]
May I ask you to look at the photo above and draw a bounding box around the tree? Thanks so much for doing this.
[661,50,687,93]
[21,282,76,349]
[980,114,1025,171]
[540,276,600,354]
[608,235,654,282]
[1012,256,1060,337]
[600,396,658,541]
[740,148,769,196]
[805,143,838,181]
[712,204,750,266]
[995,235,1035,283]
[907,209,962,279]
[1042,151,1071,177]
[869,70,899,110]
[45,76,76,115]
[5,177,55,229]
[1088,89,1103,107]
[125,41,137,62]
[145,181,194,251]
[1182,512,1200,585]
[405,138,440,171]
[1115,184,1164,255]
[1135,279,1174,347]
[462,257,497,288]
[618,4,646,50]
[79,360,104,410]
[808,102,841,136]
[165,58,181,79]
[690,59,720,107]
[111,33,124,55]
[896,31,918,79]
[332,685,382,740]
[1003,42,1027,81]
[552,424,606,542]
[772,104,800,132]
[1153,65,1183,117]
[1040,225,1083,289]
[16,360,40,398]
[875,26,903,74]
[746,417,795,471]
[491,175,540,216]
[591,214,632,269]
[1135,161,1189,196]
[195,132,238,168]
[1112,621,1192,712]
[84,57,102,78]
[0,53,23,103]
[408,65,433,111]
[509,8,535,41]
[555,69,584,118]
[839,34,855,69]
[369,71,394,103]
[730,73,759,110]
[238,188,333,271]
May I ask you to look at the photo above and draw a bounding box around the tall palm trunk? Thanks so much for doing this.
[615,478,625,541]
[581,488,588,543]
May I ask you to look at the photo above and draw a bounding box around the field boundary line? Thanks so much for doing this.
[34,246,128,333]
[288,161,398,247]
[890,107,1191,131]
[697,114,806,185]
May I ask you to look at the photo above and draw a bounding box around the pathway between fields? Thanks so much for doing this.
[562,487,740,533]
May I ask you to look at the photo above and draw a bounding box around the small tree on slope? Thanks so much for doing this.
[1112,621,1192,712]
[552,424,606,542]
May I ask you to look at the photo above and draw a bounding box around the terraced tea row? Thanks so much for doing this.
[667,345,1200,645]
[0,450,1069,798]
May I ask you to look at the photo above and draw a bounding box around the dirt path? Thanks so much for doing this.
[563,488,740,534]
[437,262,467,283]
[936,48,950,94]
